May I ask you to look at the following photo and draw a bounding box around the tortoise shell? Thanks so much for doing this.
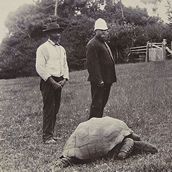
[62,116,133,160]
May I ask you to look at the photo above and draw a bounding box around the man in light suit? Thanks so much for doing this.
[36,22,69,144]
[86,18,116,119]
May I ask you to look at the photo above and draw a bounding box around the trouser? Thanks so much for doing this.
[40,76,63,141]
[89,82,112,119]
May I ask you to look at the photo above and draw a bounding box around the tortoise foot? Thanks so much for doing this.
[53,157,72,169]
[118,138,134,159]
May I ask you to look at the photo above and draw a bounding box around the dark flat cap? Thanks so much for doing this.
[43,22,63,32]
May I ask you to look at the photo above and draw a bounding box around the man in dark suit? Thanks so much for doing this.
[86,18,117,119]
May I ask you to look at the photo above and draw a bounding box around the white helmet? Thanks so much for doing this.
[94,18,108,31]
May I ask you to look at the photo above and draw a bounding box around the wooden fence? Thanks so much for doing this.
[128,39,170,62]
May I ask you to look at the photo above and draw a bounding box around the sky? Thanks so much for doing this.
[122,0,169,22]
[0,0,170,43]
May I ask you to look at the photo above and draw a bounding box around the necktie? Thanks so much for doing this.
[55,43,60,46]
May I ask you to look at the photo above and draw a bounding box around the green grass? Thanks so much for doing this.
[0,61,172,172]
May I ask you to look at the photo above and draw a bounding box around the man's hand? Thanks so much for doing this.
[58,79,67,88]
[47,77,62,90]
[52,82,62,90]
[97,81,104,87]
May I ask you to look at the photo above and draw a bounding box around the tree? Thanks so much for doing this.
[0,0,171,78]
[166,0,172,23]
[61,16,94,69]
[0,3,47,78]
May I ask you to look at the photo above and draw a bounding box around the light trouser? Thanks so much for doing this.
[40,76,63,141]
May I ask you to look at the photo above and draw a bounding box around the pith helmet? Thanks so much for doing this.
[94,18,108,31]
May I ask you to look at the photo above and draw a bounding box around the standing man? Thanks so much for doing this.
[86,18,116,119]
[36,22,69,144]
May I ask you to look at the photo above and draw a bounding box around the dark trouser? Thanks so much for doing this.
[40,76,63,141]
[89,82,112,119]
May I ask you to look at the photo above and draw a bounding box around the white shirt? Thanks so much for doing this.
[36,39,69,81]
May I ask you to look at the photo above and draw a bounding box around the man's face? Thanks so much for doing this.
[96,30,109,41]
[49,30,61,42]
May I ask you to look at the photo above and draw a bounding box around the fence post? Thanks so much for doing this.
[162,39,167,60]
[145,41,149,62]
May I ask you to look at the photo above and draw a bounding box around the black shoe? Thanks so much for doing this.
[53,136,62,141]
[44,138,57,144]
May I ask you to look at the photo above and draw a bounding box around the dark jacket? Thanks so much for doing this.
[86,36,117,84]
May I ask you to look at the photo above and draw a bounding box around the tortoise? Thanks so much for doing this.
[54,116,158,168]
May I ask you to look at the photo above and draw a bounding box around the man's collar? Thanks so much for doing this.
[48,39,60,46]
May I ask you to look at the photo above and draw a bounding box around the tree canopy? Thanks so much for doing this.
[0,0,171,78]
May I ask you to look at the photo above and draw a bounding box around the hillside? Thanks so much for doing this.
[0,61,172,171]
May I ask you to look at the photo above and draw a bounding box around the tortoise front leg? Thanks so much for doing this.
[53,156,85,170]
[117,138,134,159]
[53,156,73,169]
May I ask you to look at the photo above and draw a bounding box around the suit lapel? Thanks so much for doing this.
[104,42,115,62]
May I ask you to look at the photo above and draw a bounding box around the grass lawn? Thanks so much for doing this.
[0,61,172,172]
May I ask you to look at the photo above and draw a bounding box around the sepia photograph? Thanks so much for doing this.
[0,0,171,171]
